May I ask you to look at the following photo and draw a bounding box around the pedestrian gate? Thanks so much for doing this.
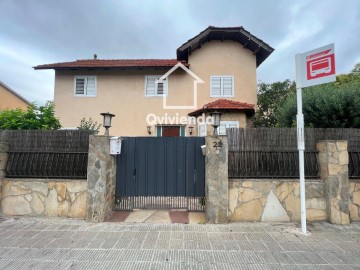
[115,137,205,211]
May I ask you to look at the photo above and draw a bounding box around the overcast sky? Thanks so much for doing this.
[1,0,359,105]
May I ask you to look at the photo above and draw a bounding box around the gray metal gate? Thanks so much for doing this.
[115,137,205,211]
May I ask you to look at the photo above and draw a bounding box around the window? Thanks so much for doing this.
[217,121,239,135]
[210,76,234,97]
[74,76,96,96]
[198,123,207,137]
[145,76,167,96]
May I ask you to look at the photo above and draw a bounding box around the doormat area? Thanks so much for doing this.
[106,211,131,222]
[168,211,189,224]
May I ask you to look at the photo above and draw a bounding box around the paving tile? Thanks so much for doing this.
[145,210,172,224]
[125,210,157,223]
[106,211,131,222]
[169,211,189,224]
[0,217,360,269]
[188,212,206,224]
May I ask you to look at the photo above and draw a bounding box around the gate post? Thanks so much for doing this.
[317,140,350,224]
[0,143,9,214]
[86,135,116,222]
[205,135,228,223]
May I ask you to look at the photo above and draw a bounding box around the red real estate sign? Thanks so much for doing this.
[306,49,335,80]
[296,43,336,88]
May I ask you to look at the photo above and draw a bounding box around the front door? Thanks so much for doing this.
[162,126,180,137]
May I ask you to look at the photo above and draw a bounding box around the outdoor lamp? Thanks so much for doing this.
[188,126,193,136]
[147,126,152,135]
[210,111,222,135]
[100,112,115,136]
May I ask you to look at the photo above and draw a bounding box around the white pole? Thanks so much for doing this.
[296,86,307,234]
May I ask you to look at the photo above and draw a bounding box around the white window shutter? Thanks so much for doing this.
[198,124,206,137]
[218,122,227,135]
[75,78,85,95]
[211,76,221,96]
[86,77,96,96]
[222,77,233,96]
[228,122,239,129]
[146,77,156,96]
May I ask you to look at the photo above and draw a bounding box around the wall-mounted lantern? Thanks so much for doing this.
[100,112,115,136]
[210,111,222,135]
[188,126,193,136]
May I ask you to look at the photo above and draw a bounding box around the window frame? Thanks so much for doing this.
[210,75,234,97]
[198,123,207,137]
[217,121,239,135]
[144,75,168,97]
[74,76,97,97]
[156,125,185,137]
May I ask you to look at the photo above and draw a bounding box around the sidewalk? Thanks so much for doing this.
[0,216,359,269]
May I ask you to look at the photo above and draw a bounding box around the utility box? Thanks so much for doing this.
[110,137,122,155]
[201,145,206,156]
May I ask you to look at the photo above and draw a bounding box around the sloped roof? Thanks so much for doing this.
[188,99,255,116]
[177,26,274,67]
[0,81,30,105]
[34,59,189,70]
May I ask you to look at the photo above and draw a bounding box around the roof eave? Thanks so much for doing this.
[176,26,274,67]
[188,107,255,117]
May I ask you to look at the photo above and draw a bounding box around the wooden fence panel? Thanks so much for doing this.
[228,128,360,179]
[0,130,92,179]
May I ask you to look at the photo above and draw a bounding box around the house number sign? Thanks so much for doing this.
[213,140,223,150]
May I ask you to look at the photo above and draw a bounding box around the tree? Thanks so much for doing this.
[335,62,360,85]
[0,101,61,130]
[352,63,360,75]
[276,81,360,128]
[253,80,295,127]
[77,117,101,134]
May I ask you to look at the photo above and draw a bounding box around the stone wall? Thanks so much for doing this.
[86,135,116,222]
[0,179,87,218]
[0,143,9,214]
[349,180,360,221]
[229,179,326,222]
[317,140,350,224]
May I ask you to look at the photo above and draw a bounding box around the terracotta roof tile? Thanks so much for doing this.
[34,59,189,70]
[188,99,255,116]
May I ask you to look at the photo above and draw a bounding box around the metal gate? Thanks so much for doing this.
[115,137,205,211]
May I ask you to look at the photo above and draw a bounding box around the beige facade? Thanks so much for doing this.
[0,82,29,110]
[54,41,257,136]
[36,27,274,135]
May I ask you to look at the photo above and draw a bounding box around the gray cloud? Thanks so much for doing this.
[0,0,359,104]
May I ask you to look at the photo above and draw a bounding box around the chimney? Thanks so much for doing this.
[94,54,97,60]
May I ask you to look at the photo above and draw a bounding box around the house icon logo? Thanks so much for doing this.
[157,62,204,110]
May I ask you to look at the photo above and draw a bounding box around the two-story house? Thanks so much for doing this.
[34,26,273,136]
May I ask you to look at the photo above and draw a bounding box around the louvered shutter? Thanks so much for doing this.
[146,77,156,96]
[211,76,221,96]
[157,80,165,95]
[198,123,206,137]
[86,77,96,96]
[75,78,85,95]
[222,77,233,96]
